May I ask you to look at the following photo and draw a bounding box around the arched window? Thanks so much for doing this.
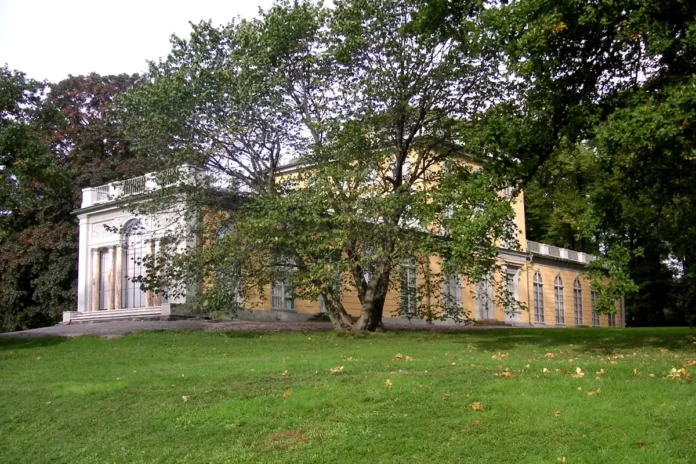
[573,277,583,325]
[533,272,544,323]
[591,291,600,326]
[124,219,147,308]
[554,275,565,325]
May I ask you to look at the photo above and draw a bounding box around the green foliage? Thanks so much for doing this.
[125,0,517,331]
[0,68,152,331]
[473,0,696,325]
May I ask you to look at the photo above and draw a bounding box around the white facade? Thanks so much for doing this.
[65,171,190,323]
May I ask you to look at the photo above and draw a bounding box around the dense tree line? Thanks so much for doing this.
[0,69,155,331]
[483,0,696,326]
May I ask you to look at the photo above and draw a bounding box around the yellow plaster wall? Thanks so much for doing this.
[528,263,614,327]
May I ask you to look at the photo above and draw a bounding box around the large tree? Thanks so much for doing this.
[0,69,152,331]
[124,0,519,331]
[472,0,696,324]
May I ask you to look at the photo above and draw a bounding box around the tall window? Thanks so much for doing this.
[443,273,463,317]
[124,220,147,308]
[591,291,600,327]
[216,224,243,307]
[608,312,617,327]
[504,267,520,315]
[475,279,494,319]
[400,259,417,316]
[271,255,295,311]
[554,275,565,325]
[99,249,111,310]
[573,277,583,325]
[320,277,342,313]
[533,272,544,323]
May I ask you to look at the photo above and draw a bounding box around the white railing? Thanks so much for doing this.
[526,240,595,264]
[81,166,190,208]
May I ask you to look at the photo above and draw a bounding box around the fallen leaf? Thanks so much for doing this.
[543,368,550,373]
[405,356,414,362]
[596,368,606,375]
[392,354,403,361]
[282,370,289,377]
[385,379,393,388]
[545,353,555,359]
[330,365,344,374]
[451,362,457,366]
[470,402,484,412]
[554,411,561,417]
[182,395,190,402]
[443,393,451,400]
[574,367,585,378]
[557,457,567,463]
[633,368,640,376]
[283,391,292,398]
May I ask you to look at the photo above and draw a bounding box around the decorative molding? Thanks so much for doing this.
[91,220,120,240]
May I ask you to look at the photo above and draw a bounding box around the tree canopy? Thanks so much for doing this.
[0,69,151,331]
[124,0,520,331]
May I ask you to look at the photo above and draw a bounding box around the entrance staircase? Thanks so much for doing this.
[62,307,165,324]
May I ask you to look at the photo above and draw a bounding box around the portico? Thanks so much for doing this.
[64,171,188,323]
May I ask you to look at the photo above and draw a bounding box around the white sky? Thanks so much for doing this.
[0,0,276,83]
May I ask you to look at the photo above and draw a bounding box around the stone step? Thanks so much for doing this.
[63,308,163,324]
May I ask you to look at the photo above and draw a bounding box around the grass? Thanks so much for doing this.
[0,328,695,463]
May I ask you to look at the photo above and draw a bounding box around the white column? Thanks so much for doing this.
[153,239,162,306]
[115,245,123,309]
[76,216,89,313]
[108,246,116,310]
[146,240,155,307]
[91,248,101,312]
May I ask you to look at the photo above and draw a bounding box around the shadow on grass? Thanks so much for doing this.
[439,328,695,354]
[0,336,67,351]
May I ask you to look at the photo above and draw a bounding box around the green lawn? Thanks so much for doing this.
[0,328,694,463]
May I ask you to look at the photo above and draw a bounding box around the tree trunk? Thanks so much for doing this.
[352,269,391,332]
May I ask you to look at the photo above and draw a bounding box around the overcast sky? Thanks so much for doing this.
[0,0,276,83]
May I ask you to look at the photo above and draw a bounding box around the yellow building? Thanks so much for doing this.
[65,165,624,328]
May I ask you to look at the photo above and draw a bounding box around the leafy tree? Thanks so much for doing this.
[476,0,696,324]
[0,66,74,330]
[124,0,519,331]
[0,69,150,331]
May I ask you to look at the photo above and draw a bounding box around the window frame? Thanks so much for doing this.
[591,290,600,327]
[554,274,565,325]
[533,271,544,324]
[400,259,417,317]
[573,277,583,326]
